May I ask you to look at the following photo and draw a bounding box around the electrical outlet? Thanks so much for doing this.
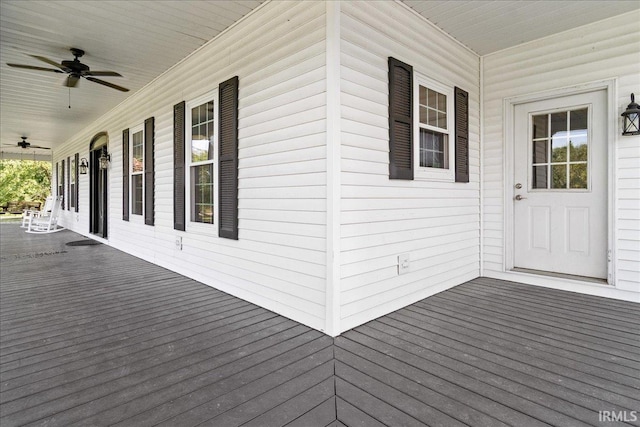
[175,236,183,250]
[398,253,410,275]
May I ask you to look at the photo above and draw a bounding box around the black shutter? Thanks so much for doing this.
[388,57,413,180]
[60,159,65,209]
[74,153,79,213]
[174,101,186,231]
[455,87,469,183]
[144,117,155,226]
[218,76,239,240]
[66,157,71,210]
[122,128,130,221]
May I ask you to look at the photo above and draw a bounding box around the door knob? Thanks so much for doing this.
[514,194,527,201]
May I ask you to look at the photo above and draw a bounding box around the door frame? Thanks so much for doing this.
[503,79,617,285]
[89,132,109,239]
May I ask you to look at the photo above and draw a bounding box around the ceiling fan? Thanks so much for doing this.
[3,137,50,150]
[7,48,129,92]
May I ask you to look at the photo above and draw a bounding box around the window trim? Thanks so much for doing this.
[413,73,455,181]
[129,124,145,222]
[185,89,219,236]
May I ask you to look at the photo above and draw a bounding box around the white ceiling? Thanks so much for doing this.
[1,0,639,158]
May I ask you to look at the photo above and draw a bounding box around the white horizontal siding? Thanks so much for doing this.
[338,1,481,331]
[482,10,640,297]
[53,0,329,331]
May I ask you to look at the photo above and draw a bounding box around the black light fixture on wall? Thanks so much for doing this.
[99,152,111,170]
[79,158,89,174]
[621,93,640,136]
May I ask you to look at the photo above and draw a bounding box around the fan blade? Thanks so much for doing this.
[28,145,51,150]
[7,63,64,73]
[85,71,122,77]
[65,75,80,87]
[30,55,66,70]
[85,77,129,92]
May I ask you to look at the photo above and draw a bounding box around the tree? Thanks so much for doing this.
[0,160,52,206]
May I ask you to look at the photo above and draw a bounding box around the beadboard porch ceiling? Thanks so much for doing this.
[1,0,638,157]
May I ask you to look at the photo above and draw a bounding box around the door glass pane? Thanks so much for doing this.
[550,111,567,136]
[570,164,587,189]
[532,114,548,139]
[551,137,567,162]
[532,140,547,163]
[532,165,548,189]
[570,108,588,133]
[552,164,567,189]
[569,135,588,162]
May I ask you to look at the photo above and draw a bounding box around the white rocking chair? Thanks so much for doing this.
[21,196,54,228]
[26,196,64,233]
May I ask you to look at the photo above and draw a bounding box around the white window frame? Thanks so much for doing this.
[186,89,219,236]
[414,73,455,181]
[129,124,145,223]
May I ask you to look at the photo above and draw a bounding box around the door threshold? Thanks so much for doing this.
[511,267,608,285]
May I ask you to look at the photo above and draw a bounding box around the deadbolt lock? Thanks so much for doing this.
[515,183,522,189]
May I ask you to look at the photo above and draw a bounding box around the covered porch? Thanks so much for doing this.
[1,224,638,426]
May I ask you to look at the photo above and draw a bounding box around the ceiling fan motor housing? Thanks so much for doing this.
[61,59,89,74]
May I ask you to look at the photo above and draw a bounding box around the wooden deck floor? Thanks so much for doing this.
[1,223,639,426]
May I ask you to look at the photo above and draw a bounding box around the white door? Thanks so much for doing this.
[513,90,607,279]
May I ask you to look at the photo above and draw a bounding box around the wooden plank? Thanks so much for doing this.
[1,302,267,374]
[450,283,640,334]
[0,291,239,352]
[336,361,467,426]
[285,396,336,427]
[375,315,640,410]
[428,291,640,360]
[74,336,332,426]
[158,360,334,427]
[414,295,640,372]
[0,305,265,391]
[404,302,640,387]
[0,310,279,404]
[340,329,608,427]
[241,377,335,427]
[336,336,551,427]
[335,378,428,427]
[336,346,512,427]
[335,394,390,427]
[471,277,640,316]
[0,321,308,426]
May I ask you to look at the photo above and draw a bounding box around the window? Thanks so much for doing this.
[415,74,454,180]
[187,95,217,227]
[69,156,75,209]
[130,126,144,216]
[123,119,154,224]
[388,57,468,183]
[531,107,589,190]
[174,77,238,238]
